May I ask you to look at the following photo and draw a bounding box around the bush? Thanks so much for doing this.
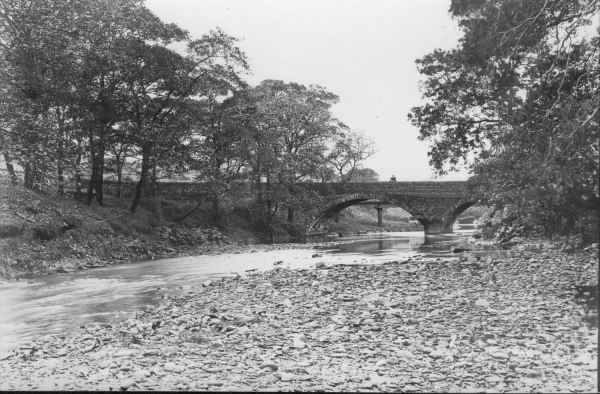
[131,220,152,234]
[140,198,165,218]
[32,223,60,241]
[0,223,23,238]
[0,237,21,253]
[62,214,83,230]
[107,218,132,234]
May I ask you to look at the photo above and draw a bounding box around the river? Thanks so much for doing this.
[0,227,490,355]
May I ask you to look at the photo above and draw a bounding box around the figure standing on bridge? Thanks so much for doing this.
[390,175,396,182]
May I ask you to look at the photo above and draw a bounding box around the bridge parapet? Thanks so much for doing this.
[300,181,469,197]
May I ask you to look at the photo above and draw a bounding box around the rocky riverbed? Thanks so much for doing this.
[1,247,598,392]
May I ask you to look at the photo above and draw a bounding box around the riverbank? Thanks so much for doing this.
[327,205,422,234]
[0,182,420,281]
[0,182,359,281]
[1,247,597,392]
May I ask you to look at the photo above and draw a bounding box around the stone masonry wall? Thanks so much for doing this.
[95,180,252,201]
[98,180,468,201]
[300,181,468,197]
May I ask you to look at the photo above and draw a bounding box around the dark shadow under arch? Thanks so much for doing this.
[440,198,477,224]
[308,193,421,231]
[308,194,478,234]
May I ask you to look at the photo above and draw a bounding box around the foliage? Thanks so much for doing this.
[347,167,379,182]
[0,1,248,203]
[0,0,378,242]
[409,0,599,237]
[328,129,376,181]
[239,80,348,236]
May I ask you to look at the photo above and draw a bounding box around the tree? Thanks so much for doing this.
[244,80,343,230]
[76,1,189,207]
[104,129,132,198]
[0,0,190,202]
[328,129,376,182]
[0,0,250,215]
[348,167,379,182]
[409,0,599,236]
[126,27,248,213]
[189,91,253,221]
[0,0,88,192]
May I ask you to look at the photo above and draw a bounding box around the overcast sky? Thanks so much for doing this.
[145,0,468,181]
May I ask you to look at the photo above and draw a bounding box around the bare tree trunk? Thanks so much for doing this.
[37,163,47,190]
[267,193,274,243]
[24,162,35,189]
[212,195,220,222]
[31,162,42,191]
[116,160,122,198]
[147,162,157,198]
[95,142,105,205]
[75,148,82,200]
[114,151,122,198]
[3,153,18,185]
[86,154,98,205]
[57,135,64,197]
[130,144,150,213]
[86,135,106,206]
[56,110,65,197]
[86,132,99,205]
[264,174,279,243]
[57,161,64,196]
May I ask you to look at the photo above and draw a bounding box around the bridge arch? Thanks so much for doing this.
[440,198,478,223]
[423,197,477,234]
[308,193,477,235]
[309,192,432,232]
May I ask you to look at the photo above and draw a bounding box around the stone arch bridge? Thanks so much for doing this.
[98,179,475,235]
[299,181,475,235]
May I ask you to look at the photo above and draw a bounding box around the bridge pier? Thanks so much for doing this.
[375,206,383,227]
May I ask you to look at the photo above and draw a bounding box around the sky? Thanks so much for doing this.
[145,0,468,181]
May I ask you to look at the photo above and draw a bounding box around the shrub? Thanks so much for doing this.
[107,218,131,235]
[131,220,152,234]
[32,223,60,241]
[62,214,83,230]
[0,223,23,238]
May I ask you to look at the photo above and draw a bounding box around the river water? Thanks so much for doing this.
[0,227,490,355]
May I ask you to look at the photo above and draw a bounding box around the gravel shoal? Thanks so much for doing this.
[1,248,598,392]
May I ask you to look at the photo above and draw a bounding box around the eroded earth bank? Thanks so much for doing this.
[1,247,598,392]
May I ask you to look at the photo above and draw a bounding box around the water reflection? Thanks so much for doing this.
[318,230,492,258]
[574,285,599,329]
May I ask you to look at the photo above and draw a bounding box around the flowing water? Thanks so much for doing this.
[0,226,493,354]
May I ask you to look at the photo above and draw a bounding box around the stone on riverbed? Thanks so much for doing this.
[396,350,415,359]
[259,361,279,371]
[117,378,134,389]
[164,362,185,373]
[2,246,597,393]
[475,299,490,307]
[492,352,509,360]
[113,349,137,358]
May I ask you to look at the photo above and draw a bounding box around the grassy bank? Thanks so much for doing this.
[0,182,261,280]
[328,206,422,234]
[0,182,365,280]
[1,247,597,391]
